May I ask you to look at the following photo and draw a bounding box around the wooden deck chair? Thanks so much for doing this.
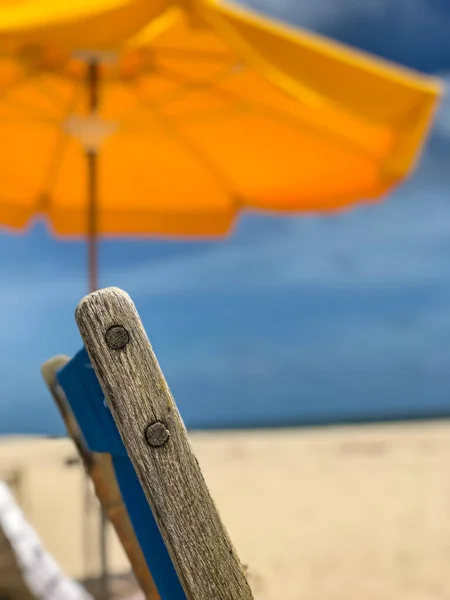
[45,287,253,600]
[41,358,159,600]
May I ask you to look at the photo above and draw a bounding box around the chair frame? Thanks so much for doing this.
[43,287,253,600]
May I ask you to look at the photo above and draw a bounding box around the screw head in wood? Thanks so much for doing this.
[145,421,170,447]
[105,325,129,349]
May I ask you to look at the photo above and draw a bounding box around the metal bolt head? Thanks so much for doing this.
[145,421,170,447]
[105,325,129,349]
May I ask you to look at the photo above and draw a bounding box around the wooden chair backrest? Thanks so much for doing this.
[75,287,254,600]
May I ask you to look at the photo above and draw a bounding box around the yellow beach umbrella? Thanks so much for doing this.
[0,0,441,291]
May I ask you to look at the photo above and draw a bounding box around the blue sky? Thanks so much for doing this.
[2,1,450,434]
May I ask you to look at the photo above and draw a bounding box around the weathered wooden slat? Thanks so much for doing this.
[75,287,254,600]
[41,356,160,600]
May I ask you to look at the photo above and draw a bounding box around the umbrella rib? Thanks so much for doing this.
[38,132,71,212]
[112,62,241,132]
[147,61,242,111]
[181,99,380,160]
[158,113,239,200]
[0,81,52,120]
[38,83,83,210]
[157,68,382,160]
[133,82,239,202]
[152,46,234,63]
[117,102,380,162]
[31,73,77,112]
[0,73,68,121]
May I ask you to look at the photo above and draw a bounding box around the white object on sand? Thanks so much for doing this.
[0,480,93,600]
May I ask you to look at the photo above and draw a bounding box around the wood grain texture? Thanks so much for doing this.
[75,287,254,600]
[41,356,160,600]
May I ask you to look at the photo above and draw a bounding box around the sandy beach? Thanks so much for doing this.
[1,421,450,600]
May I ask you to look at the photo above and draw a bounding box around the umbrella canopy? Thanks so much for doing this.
[0,0,168,51]
[0,0,441,240]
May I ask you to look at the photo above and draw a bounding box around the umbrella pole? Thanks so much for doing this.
[87,149,98,294]
[87,60,99,294]
[86,59,109,600]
